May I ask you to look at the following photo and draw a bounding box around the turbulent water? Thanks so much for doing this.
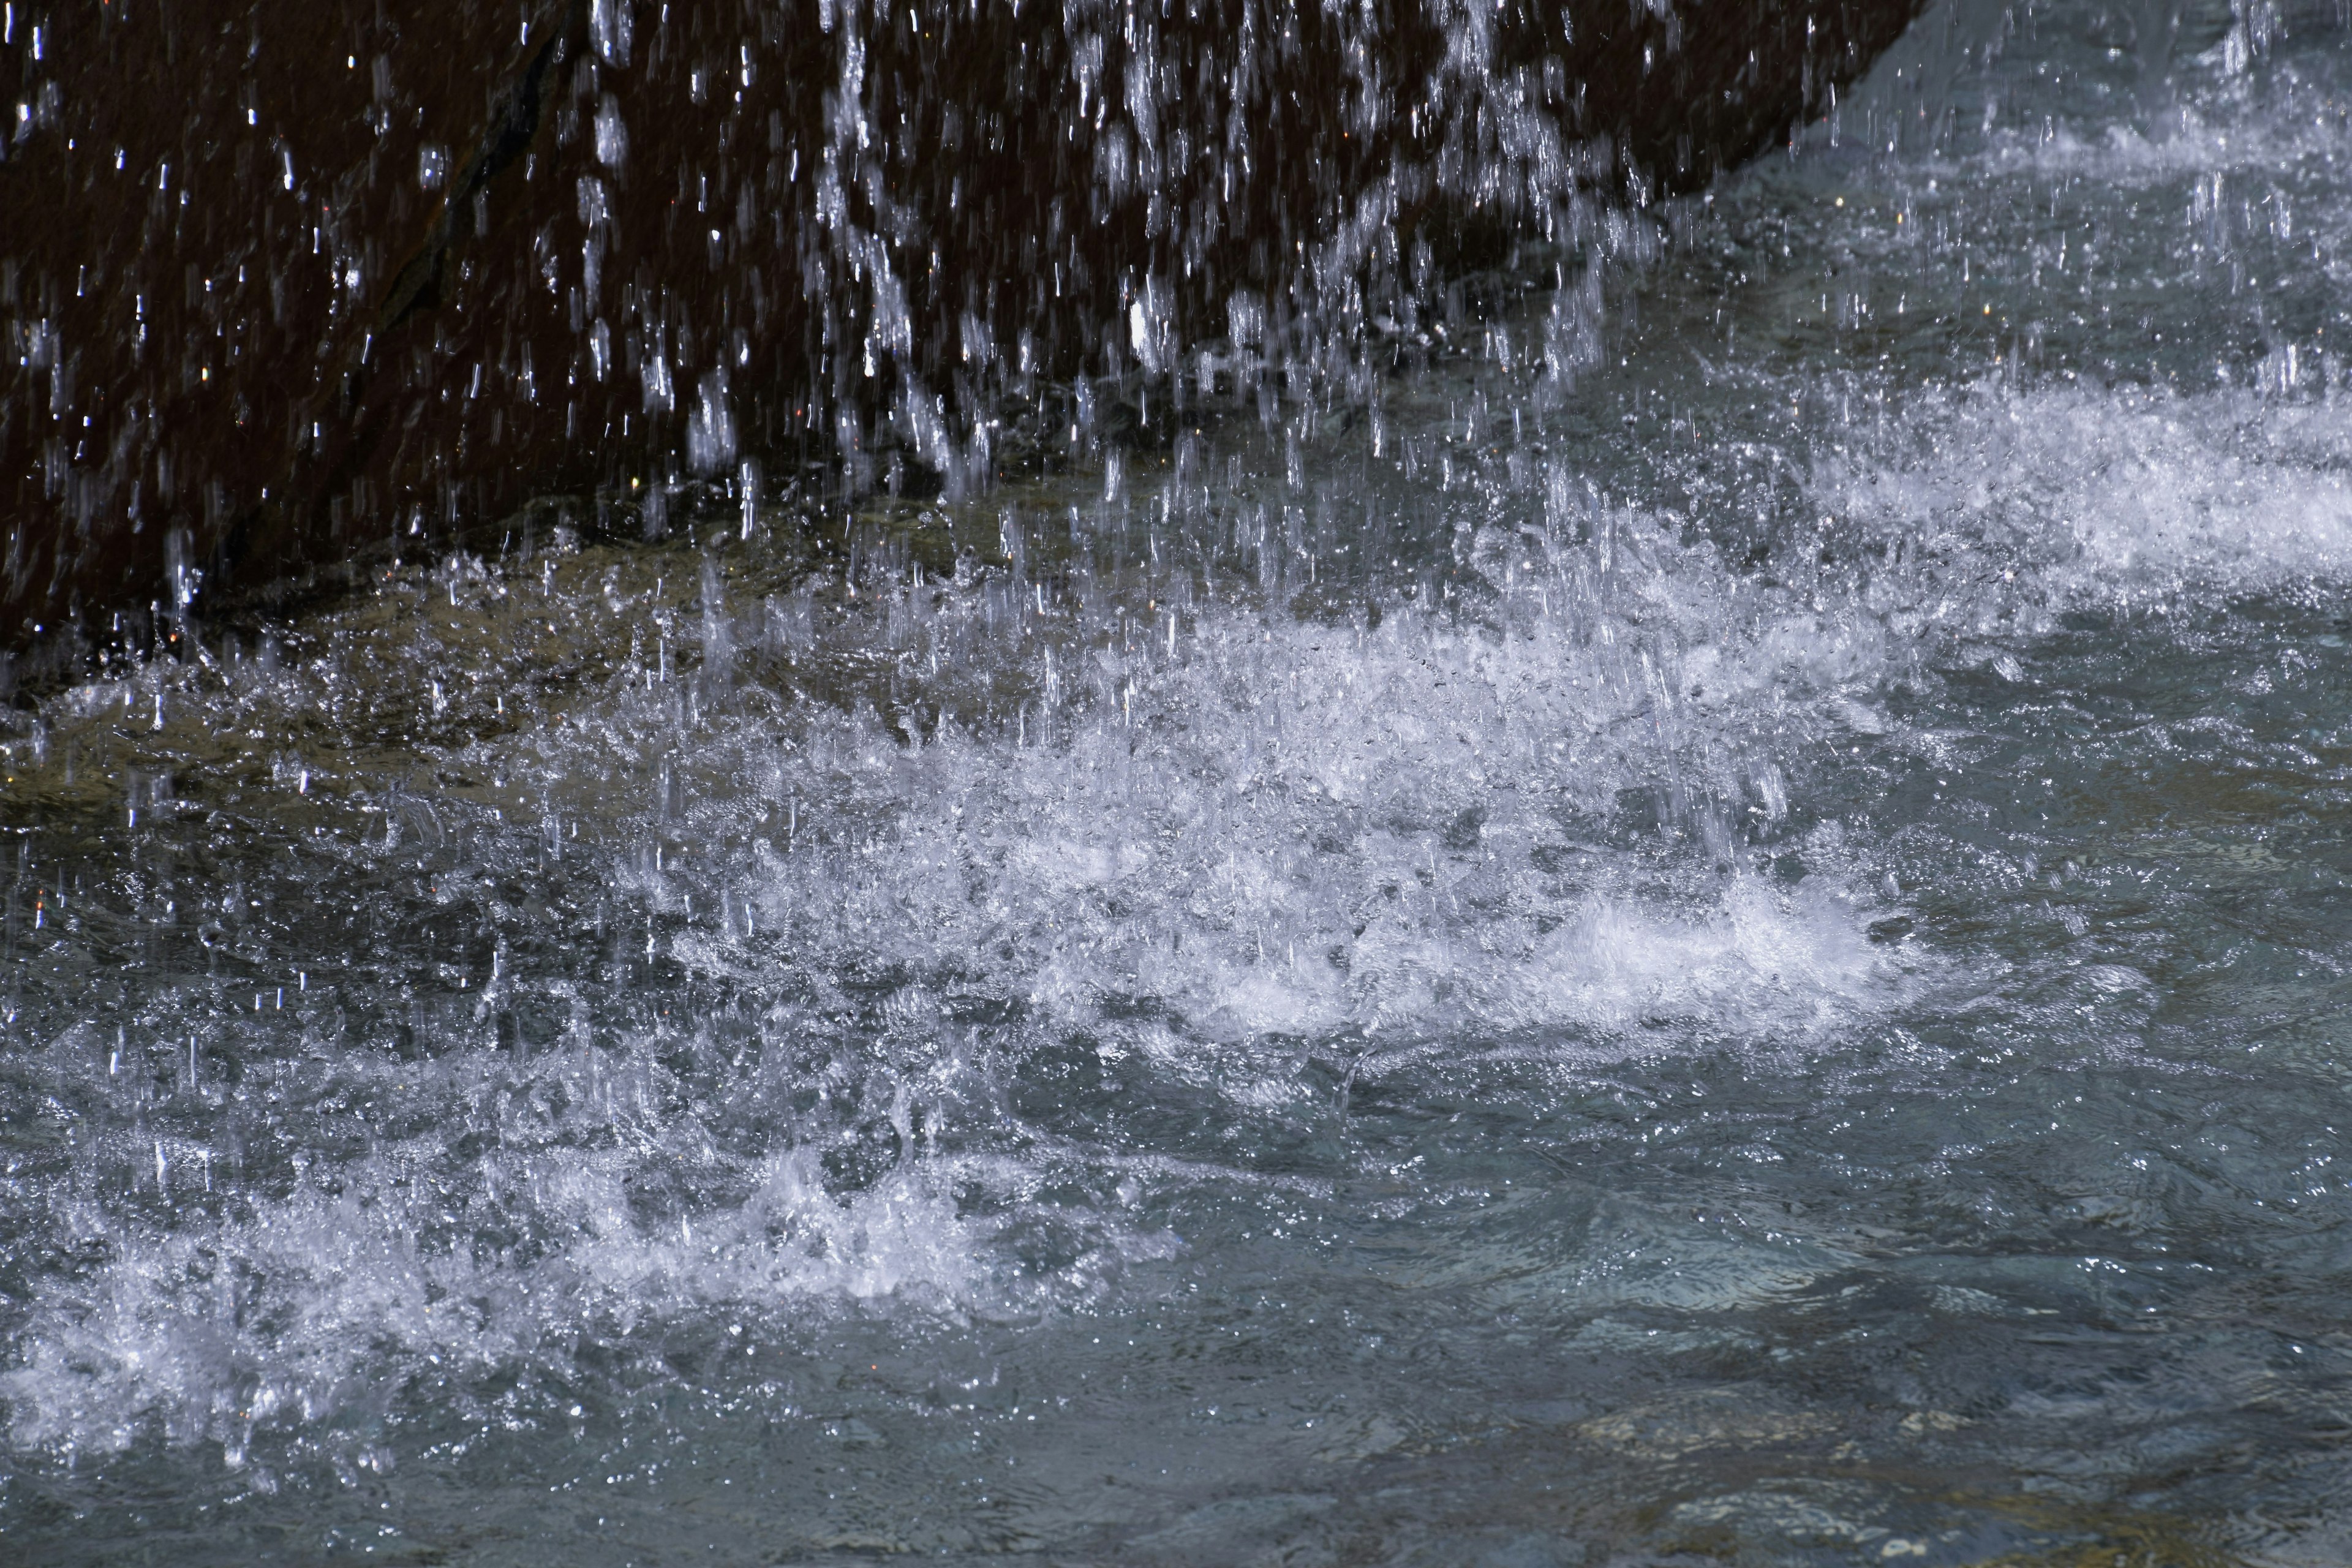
[9,1,2352,1562]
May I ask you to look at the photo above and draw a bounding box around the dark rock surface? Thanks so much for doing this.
[0,0,1929,680]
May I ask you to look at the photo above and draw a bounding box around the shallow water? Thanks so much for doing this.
[9,2,2352,1563]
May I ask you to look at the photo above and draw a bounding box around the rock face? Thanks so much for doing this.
[0,0,1928,677]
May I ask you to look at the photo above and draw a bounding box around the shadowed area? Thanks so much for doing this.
[0,0,1926,677]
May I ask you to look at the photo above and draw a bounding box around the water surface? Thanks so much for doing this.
[7,1,2352,1562]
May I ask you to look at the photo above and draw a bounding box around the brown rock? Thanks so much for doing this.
[0,0,1928,682]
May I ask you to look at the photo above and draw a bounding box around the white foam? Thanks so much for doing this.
[1973,103,2350,183]
[665,516,1926,1061]
[1812,385,2352,633]
[1,1142,991,1461]
[4,488,1951,1462]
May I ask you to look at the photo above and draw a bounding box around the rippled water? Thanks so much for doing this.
[9,2,2352,1562]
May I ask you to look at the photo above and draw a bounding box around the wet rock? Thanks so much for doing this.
[0,0,1930,680]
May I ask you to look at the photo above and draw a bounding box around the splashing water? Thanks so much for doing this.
[9,2,2352,1563]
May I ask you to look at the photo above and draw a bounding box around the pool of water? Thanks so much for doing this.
[7,1,2352,1562]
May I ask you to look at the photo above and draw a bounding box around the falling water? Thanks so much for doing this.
[7,0,2352,1562]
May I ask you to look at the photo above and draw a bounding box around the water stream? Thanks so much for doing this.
[8,1,2352,1562]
